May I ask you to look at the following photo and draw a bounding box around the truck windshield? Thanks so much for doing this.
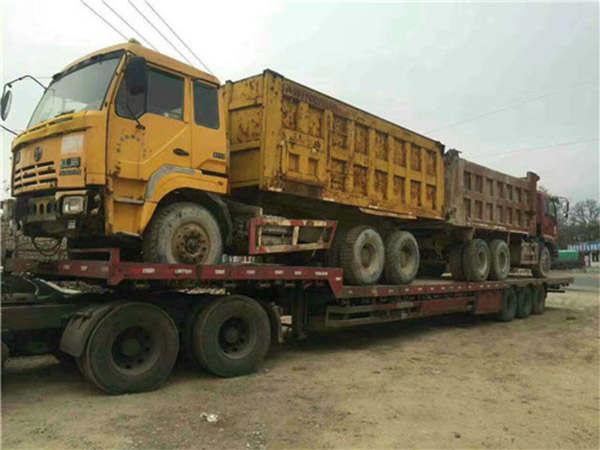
[28,53,122,127]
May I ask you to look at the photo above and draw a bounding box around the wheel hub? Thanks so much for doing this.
[112,327,154,372]
[219,318,249,355]
[172,223,211,264]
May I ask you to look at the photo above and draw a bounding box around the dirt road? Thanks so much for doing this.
[2,279,599,449]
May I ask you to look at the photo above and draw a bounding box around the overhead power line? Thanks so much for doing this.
[472,137,599,159]
[428,77,600,134]
[127,0,194,67]
[80,0,128,41]
[143,0,214,75]
[101,0,158,51]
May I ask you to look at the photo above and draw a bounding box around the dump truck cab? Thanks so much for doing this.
[536,191,561,255]
[9,42,228,243]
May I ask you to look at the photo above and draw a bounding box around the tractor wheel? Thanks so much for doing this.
[191,295,270,377]
[80,302,179,395]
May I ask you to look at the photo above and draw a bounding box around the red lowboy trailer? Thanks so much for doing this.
[2,249,572,395]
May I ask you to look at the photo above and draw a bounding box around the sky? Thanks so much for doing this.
[1,0,598,202]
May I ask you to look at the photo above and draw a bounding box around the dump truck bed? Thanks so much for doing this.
[444,149,539,234]
[224,70,445,221]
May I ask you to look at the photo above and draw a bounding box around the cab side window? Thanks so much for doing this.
[116,67,184,120]
[193,82,219,129]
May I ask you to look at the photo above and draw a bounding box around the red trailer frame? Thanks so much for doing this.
[2,251,573,395]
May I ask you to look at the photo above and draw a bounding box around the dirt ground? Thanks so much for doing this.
[2,275,599,449]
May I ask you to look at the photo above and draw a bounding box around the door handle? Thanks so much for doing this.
[173,148,189,156]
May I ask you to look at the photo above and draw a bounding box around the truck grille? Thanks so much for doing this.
[13,162,58,193]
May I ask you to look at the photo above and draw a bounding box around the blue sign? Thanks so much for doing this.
[568,242,600,252]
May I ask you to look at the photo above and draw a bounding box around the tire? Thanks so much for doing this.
[495,287,518,322]
[489,239,510,281]
[384,230,420,285]
[192,295,270,377]
[143,202,223,265]
[532,285,547,315]
[181,301,209,367]
[462,239,491,282]
[82,303,179,395]
[532,245,551,279]
[418,264,446,278]
[339,226,385,285]
[515,286,533,319]
[449,245,465,281]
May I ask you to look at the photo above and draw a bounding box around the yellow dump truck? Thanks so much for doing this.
[3,42,445,285]
[3,42,559,285]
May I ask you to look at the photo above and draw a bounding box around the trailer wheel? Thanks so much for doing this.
[515,287,533,318]
[463,239,491,282]
[488,239,510,281]
[449,245,465,281]
[80,303,179,395]
[532,245,551,279]
[384,230,420,284]
[532,285,547,315]
[339,226,385,285]
[495,287,517,322]
[192,295,270,377]
[143,202,223,265]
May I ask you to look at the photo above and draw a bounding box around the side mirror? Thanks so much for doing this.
[1,88,12,121]
[125,56,147,96]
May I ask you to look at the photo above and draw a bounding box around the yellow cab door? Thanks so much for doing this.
[190,79,227,176]
[107,64,191,235]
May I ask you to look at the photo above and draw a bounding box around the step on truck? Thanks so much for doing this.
[1,41,566,287]
[2,250,572,394]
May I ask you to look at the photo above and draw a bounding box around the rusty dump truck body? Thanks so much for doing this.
[444,149,539,235]
[224,70,445,221]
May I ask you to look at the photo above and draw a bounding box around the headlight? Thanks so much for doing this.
[62,196,85,215]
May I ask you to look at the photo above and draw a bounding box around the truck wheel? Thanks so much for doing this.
[462,239,491,282]
[80,303,179,395]
[449,245,465,281]
[532,285,547,315]
[532,245,551,279]
[339,226,385,285]
[515,287,533,318]
[143,202,223,265]
[192,295,270,377]
[488,239,510,281]
[495,287,517,322]
[384,230,419,284]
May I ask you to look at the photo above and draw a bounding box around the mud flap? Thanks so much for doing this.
[261,302,284,345]
[59,303,117,357]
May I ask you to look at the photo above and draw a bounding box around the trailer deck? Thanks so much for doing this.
[2,251,573,395]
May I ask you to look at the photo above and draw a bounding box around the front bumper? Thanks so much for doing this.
[13,190,102,238]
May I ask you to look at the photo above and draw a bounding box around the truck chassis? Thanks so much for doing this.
[2,249,572,395]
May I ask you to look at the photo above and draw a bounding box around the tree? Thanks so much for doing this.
[560,199,600,247]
